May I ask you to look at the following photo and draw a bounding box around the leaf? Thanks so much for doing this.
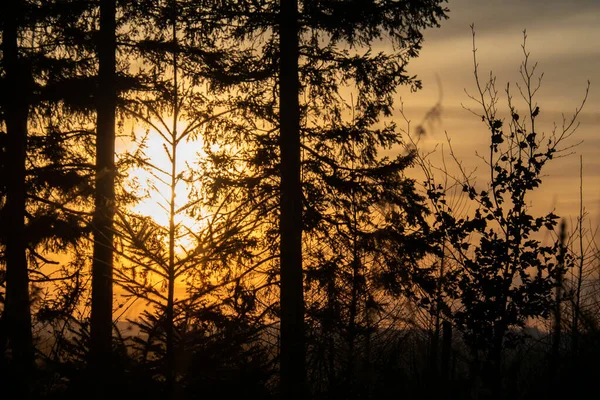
[492,133,504,144]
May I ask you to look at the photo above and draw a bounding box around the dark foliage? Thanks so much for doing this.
[2,2,599,400]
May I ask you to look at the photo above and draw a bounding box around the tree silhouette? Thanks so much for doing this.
[109,1,276,396]
[0,1,101,396]
[1,1,35,395]
[190,2,448,397]
[6,3,600,399]
[422,29,589,399]
[278,1,305,397]
[301,115,432,397]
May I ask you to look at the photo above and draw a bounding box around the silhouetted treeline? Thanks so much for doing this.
[1,2,599,400]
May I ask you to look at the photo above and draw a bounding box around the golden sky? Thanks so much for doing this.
[397,0,600,230]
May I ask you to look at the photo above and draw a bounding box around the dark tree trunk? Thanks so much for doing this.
[441,320,452,383]
[346,239,360,387]
[549,220,566,395]
[1,0,34,395]
[430,247,445,381]
[571,157,584,367]
[90,0,116,385]
[326,269,336,395]
[166,3,179,395]
[278,0,305,398]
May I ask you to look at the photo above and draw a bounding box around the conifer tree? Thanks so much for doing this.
[188,1,448,397]
[0,1,99,396]
[1,2,35,393]
[111,1,273,396]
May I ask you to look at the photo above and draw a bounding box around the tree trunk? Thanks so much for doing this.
[441,320,452,383]
[549,220,566,394]
[1,0,34,395]
[346,231,360,389]
[430,247,445,383]
[571,156,583,365]
[278,0,305,398]
[326,267,336,395]
[166,3,179,395]
[90,0,117,385]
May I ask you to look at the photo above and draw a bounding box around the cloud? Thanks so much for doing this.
[403,0,600,112]
[433,0,600,41]
[418,0,600,79]
[395,0,600,226]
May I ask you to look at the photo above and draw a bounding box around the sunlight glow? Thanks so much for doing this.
[124,119,207,252]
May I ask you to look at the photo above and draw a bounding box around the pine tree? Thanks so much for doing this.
[0,1,98,396]
[111,1,273,395]
[188,1,448,397]
[1,1,35,394]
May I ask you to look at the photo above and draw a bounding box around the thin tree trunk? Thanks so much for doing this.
[571,156,584,364]
[346,111,361,393]
[441,320,452,384]
[326,268,336,396]
[346,259,359,389]
[431,245,445,381]
[279,0,305,398]
[364,298,372,400]
[90,0,117,384]
[1,0,34,395]
[347,199,360,388]
[166,3,179,395]
[550,220,566,392]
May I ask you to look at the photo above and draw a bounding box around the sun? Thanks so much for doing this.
[119,118,208,251]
